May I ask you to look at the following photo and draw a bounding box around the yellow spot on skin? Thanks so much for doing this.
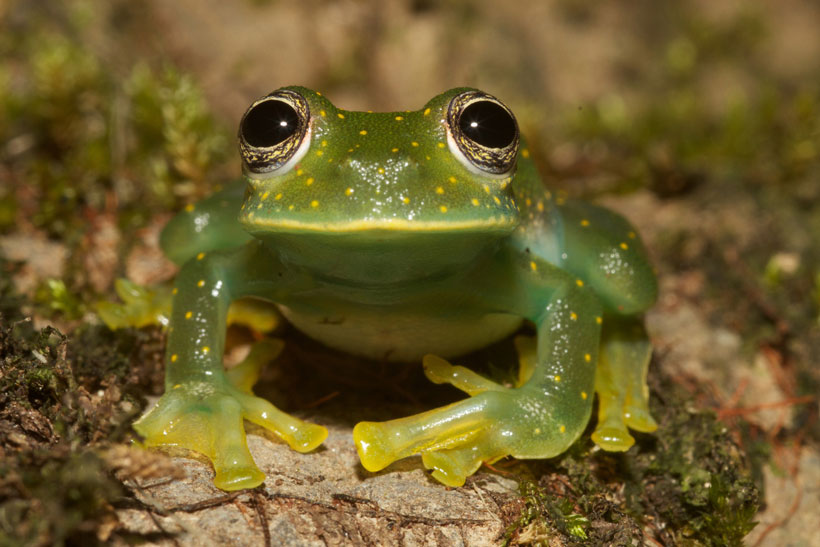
[570,312,578,321]
[581,219,590,227]
[439,205,448,213]
[185,311,192,319]
[306,177,314,186]
[584,353,592,362]
[320,110,326,117]
[310,200,319,208]
[576,279,584,287]
[395,115,404,121]
[378,167,385,174]
[261,191,270,200]
[620,242,629,250]
[423,107,431,116]
[437,142,446,148]
[436,186,445,194]
[184,204,194,212]
[391,147,399,153]
[403,197,410,204]
[530,261,538,271]
[628,231,636,239]
[196,252,205,260]
[359,130,367,135]
[411,141,419,147]
[337,112,345,119]
[595,316,602,324]
[581,391,588,400]
[201,346,210,355]
[448,176,457,183]
[316,150,324,157]
[560,425,566,433]
[197,280,205,288]
[554,375,561,382]
[297,169,304,175]
[171,354,178,362]
[172,288,178,295]
[345,187,354,196]
[522,148,530,158]
[471,198,480,206]
[275,193,282,200]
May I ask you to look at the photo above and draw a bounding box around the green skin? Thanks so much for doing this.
[133,86,658,490]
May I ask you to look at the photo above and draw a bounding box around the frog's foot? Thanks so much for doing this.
[135,376,327,491]
[591,322,658,451]
[354,355,578,487]
[97,279,172,329]
[591,397,657,451]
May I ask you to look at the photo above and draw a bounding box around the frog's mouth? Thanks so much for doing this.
[240,215,519,233]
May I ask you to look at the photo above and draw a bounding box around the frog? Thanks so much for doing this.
[127,86,658,491]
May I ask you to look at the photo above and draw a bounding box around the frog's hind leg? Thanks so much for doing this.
[591,316,658,451]
[226,339,284,393]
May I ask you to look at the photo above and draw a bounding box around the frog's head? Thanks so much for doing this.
[237,86,522,285]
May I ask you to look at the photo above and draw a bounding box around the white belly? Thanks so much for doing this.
[277,305,523,362]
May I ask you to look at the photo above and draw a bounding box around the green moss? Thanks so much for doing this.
[504,481,589,545]
[503,371,760,546]
[0,252,164,545]
[0,4,230,310]
[626,380,760,545]
[33,279,86,321]
[0,450,122,547]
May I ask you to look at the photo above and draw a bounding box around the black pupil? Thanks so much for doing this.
[242,99,299,147]
[458,100,516,149]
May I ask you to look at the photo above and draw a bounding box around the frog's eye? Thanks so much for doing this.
[238,89,311,176]
[446,91,519,177]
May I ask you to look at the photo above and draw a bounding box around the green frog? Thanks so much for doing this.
[115,86,658,491]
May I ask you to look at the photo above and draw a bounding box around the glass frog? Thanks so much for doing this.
[127,86,658,490]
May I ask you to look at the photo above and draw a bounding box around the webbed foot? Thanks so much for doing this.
[591,318,657,451]
[354,354,581,487]
[135,340,327,490]
[97,279,172,329]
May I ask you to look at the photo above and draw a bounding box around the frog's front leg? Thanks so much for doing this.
[353,251,601,486]
[134,242,327,491]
